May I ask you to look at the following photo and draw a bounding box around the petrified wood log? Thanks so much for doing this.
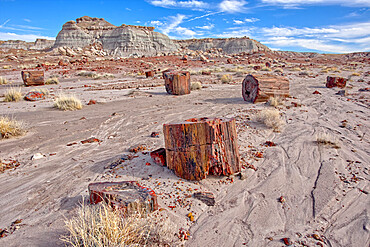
[88,181,158,215]
[21,70,44,86]
[163,70,191,95]
[163,117,240,180]
[326,76,347,88]
[242,74,289,103]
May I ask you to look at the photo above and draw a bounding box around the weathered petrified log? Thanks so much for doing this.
[326,76,347,88]
[24,91,45,101]
[163,117,240,180]
[21,70,44,86]
[88,181,158,215]
[242,74,289,103]
[150,148,166,166]
[163,70,191,95]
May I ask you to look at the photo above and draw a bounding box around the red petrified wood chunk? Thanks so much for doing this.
[163,117,240,180]
[21,70,45,86]
[145,70,154,78]
[150,148,166,166]
[88,181,158,215]
[242,74,290,103]
[24,91,45,101]
[326,76,347,88]
[163,70,191,95]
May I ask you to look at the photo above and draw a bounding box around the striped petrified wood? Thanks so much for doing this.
[163,117,240,180]
[242,74,289,103]
[21,70,45,86]
[163,70,191,95]
[88,181,158,215]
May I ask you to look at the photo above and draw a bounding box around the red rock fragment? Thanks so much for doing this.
[81,137,101,144]
[88,181,158,214]
[129,145,147,153]
[24,91,46,101]
[145,70,154,78]
[150,132,159,138]
[313,90,321,95]
[202,71,211,75]
[326,76,347,88]
[150,148,166,166]
[253,65,261,70]
[87,99,96,105]
[264,141,276,147]
[282,238,292,245]
[227,58,232,64]
[67,142,78,146]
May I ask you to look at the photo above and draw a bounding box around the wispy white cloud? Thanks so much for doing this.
[261,0,370,7]
[196,23,215,30]
[23,19,31,23]
[233,20,244,24]
[219,0,248,13]
[0,32,55,42]
[149,0,209,9]
[152,14,203,38]
[245,17,260,23]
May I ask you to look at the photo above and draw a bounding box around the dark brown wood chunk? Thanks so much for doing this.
[21,70,44,86]
[163,70,191,95]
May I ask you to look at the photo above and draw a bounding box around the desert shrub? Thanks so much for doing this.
[4,88,22,102]
[61,201,175,247]
[267,96,283,107]
[76,71,113,79]
[220,74,232,83]
[45,77,59,85]
[351,72,361,76]
[54,94,82,111]
[256,108,284,132]
[316,132,340,149]
[191,81,202,90]
[3,65,11,69]
[0,117,26,139]
[31,88,49,96]
[0,76,9,85]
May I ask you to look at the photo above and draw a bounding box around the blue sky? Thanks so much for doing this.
[0,0,369,53]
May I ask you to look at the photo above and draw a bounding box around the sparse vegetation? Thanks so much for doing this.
[220,74,232,83]
[291,67,302,71]
[4,88,22,102]
[316,132,340,149]
[31,88,49,96]
[267,96,283,107]
[3,65,11,69]
[54,94,82,111]
[256,108,284,132]
[0,117,27,139]
[191,81,202,90]
[274,68,283,73]
[0,76,9,85]
[61,201,174,247]
[351,72,361,76]
[76,71,115,80]
[45,77,59,85]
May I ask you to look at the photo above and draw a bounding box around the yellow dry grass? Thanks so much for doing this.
[316,132,340,149]
[191,81,202,90]
[54,94,82,111]
[45,77,59,85]
[220,74,232,84]
[267,96,283,107]
[4,88,22,102]
[61,201,175,247]
[0,76,9,85]
[0,117,27,139]
[256,108,285,132]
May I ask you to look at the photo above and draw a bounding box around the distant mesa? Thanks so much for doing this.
[0,16,268,56]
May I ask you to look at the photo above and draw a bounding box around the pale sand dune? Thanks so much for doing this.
[0,68,369,246]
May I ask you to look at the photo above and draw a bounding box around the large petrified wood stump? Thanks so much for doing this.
[163,70,191,95]
[21,70,44,86]
[163,117,240,180]
[326,76,347,88]
[88,181,158,215]
[242,74,289,103]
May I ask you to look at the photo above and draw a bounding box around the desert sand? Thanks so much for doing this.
[0,52,369,247]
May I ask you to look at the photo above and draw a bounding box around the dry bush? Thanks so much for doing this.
[4,88,22,102]
[3,65,11,69]
[0,117,27,139]
[267,96,283,107]
[220,74,232,83]
[191,81,202,90]
[256,108,284,132]
[76,71,113,79]
[0,76,9,85]
[54,94,82,111]
[45,77,59,85]
[61,202,175,247]
[316,132,340,149]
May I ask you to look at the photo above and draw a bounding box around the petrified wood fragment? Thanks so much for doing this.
[150,148,166,166]
[163,117,240,180]
[145,70,154,78]
[242,74,289,103]
[21,70,44,86]
[88,181,158,215]
[163,70,191,95]
[326,76,347,88]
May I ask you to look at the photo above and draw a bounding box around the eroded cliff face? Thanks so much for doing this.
[176,37,269,54]
[53,16,179,56]
[0,39,54,50]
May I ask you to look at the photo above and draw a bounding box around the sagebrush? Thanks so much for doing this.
[4,88,22,102]
[54,95,82,111]
[256,108,284,132]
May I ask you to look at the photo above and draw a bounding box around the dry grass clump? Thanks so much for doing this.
[3,65,11,69]
[220,74,232,83]
[61,202,175,247]
[267,96,283,107]
[31,88,49,96]
[0,117,27,139]
[316,132,340,149]
[261,66,272,71]
[45,77,59,85]
[256,108,284,132]
[0,76,9,85]
[351,72,361,76]
[191,81,202,90]
[291,67,302,71]
[76,71,114,79]
[4,88,22,102]
[54,94,82,111]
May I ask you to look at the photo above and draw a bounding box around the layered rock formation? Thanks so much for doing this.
[0,39,54,50]
[53,16,179,56]
[176,37,269,54]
